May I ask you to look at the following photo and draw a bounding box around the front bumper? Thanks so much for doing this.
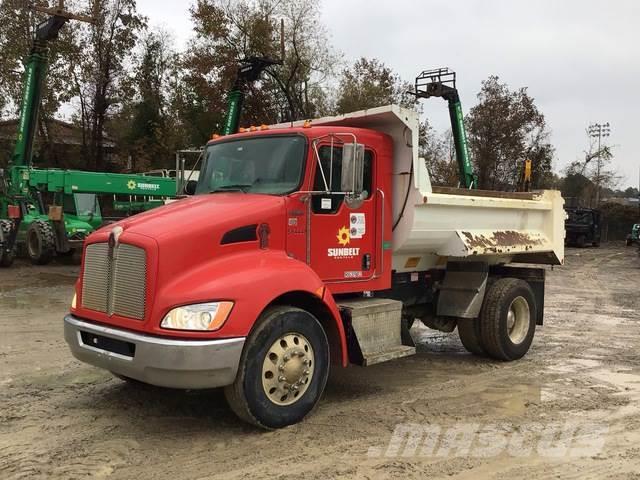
[64,315,245,389]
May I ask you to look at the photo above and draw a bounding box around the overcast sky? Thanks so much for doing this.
[137,0,639,188]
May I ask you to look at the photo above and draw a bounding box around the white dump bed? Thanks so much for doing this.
[273,105,565,272]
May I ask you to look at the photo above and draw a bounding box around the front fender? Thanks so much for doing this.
[152,250,347,364]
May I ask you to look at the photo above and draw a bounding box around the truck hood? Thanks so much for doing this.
[114,193,285,242]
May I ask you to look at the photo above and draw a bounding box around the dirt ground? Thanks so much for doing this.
[1,244,639,479]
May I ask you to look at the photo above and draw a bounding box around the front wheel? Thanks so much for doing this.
[0,220,16,268]
[225,306,330,429]
[27,220,56,265]
[480,278,537,361]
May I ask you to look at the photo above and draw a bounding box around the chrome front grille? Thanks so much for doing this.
[112,244,147,319]
[81,243,110,312]
[81,242,147,320]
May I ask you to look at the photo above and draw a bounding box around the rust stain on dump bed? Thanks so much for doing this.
[461,230,543,254]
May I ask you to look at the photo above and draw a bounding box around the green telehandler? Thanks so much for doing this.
[0,2,177,267]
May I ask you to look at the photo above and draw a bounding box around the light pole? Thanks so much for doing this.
[588,122,610,207]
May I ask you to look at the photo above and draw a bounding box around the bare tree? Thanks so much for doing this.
[71,0,145,170]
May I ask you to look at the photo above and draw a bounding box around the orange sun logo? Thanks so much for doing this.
[337,226,350,246]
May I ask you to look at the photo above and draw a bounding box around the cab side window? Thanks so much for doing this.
[312,146,373,214]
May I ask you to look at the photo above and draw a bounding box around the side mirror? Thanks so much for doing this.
[341,143,365,209]
[341,143,365,194]
[184,180,197,196]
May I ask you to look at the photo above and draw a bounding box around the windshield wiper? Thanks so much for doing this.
[210,184,252,193]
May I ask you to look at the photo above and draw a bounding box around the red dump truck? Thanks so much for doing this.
[65,106,564,428]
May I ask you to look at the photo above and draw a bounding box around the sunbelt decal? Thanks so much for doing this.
[327,226,360,258]
[127,180,161,191]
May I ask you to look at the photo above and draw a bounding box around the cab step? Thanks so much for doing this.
[338,298,416,366]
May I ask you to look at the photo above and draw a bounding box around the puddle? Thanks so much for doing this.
[546,356,603,374]
[479,384,542,416]
[589,368,640,400]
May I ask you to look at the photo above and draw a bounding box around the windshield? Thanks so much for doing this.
[64,193,99,216]
[567,210,592,224]
[195,135,306,195]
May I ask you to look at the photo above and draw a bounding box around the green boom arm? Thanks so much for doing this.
[27,169,177,197]
[448,97,476,189]
[414,68,478,189]
[221,57,280,136]
[10,14,68,186]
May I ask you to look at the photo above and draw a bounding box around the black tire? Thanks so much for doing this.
[0,220,16,268]
[401,316,415,346]
[457,318,485,355]
[225,306,330,429]
[576,235,586,248]
[26,220,56,265]
[479,278,537,361]
[627,237,633,247]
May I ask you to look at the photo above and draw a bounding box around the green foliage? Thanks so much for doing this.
[466,76,554,190]
[336,58,415,114]
[599,202,640,240]
[561,172,594,202]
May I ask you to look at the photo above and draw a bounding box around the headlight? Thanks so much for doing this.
[160,302,234,331]
[71,293,77,309]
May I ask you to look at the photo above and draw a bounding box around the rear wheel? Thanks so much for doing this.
[0,220,16,268]
[457,318,485,355]
[27,220,56,265]
[225,306,329,429]
[479,278,537,361]
[627,237,633,247]
[576,235,586,248]
[401,316,415,346]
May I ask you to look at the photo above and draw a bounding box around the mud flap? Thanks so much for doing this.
[437,261,488,319]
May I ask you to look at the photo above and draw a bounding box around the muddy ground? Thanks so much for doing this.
[1,244,639,479]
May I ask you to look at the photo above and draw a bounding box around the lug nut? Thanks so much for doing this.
[303,369,310,375]
[303,359,310,365]
[284,354,291,361]
[278,375,286,382]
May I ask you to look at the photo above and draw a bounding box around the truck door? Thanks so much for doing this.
[308,144,377,282]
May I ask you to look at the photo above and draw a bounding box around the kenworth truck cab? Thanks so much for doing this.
[64,106,564,429]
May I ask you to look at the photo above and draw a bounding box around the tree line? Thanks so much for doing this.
[1,0,561,191]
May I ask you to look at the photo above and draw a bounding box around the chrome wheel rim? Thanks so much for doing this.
[261,333,314,406]
[507,296,530,344]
